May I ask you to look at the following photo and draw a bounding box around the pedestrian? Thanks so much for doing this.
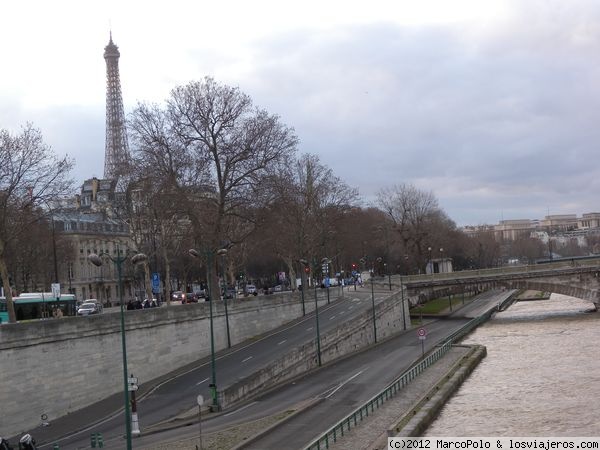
[55,308,63,319]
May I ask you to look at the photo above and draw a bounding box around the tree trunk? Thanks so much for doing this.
[143,261,153,302]
[160,222,171,306]
[0,239,16,323]
[284,256,297,290]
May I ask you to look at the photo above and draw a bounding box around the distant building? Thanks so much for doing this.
[539,214,578,232]
[461,224,495,237]
[52,178,136,305]
[494,219,537,241]
[578,213,600,230]
[426,258,453,275]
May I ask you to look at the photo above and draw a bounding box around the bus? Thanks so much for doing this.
[0,293,77,323]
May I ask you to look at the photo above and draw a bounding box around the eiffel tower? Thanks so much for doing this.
[103,32,129,180]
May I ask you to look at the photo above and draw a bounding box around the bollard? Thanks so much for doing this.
[97,433,104,448]
[91,432,97,448]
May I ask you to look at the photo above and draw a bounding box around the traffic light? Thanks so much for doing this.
[304,266,311,274]
[351,263,357,270]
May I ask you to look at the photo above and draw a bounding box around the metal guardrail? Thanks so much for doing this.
[304,305,500,450]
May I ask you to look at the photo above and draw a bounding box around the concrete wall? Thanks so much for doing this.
[0,291,324,437]
[0,284,412,436]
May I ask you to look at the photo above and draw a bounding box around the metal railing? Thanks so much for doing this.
[304,305,501,450]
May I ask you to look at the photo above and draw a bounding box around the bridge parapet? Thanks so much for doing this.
[402,264,600,289]
[400,263,600,309]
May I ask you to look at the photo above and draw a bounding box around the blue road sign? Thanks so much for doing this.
[152,272,160,293]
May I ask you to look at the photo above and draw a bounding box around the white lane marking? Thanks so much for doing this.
[224,401,258,417]
[325,369,366,399]
[242,356,253,363]
[278,340,287,346]
[329,315,336,320]
[144,299,341,391]
[196,377,209,386]
[307,327,313,331]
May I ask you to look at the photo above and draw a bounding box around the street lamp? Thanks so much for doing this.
[321,258,331,305]
[298,260,307,316]
[88,249,147,449]
[370,264,377,344]
[189,247,221,411]
[364,255,377,344]
[300,259,321,366]
[216,248,231,349]
[428,246,433,279]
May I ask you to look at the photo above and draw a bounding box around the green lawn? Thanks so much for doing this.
[410,294,475,316]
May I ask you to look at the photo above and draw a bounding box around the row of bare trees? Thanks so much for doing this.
[0,124,73,322]
[0,78,576,322]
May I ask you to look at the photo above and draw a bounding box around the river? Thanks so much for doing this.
[425,293,600,436]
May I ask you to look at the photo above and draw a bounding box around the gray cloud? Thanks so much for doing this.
[3,1,600,227]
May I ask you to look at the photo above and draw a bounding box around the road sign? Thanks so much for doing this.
[128,377,138,385]
[51,283,60,299]
[152,272,160,294]
[128,384,139,391]
[197,394,204,406]
[417,328,427,340]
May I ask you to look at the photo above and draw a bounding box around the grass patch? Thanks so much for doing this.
[410,295,475,316]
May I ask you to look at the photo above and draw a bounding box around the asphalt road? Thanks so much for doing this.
[40,285,398,449]
[128,289,512,449]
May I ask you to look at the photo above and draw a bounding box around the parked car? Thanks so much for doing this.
[184,292,198,303]
[223,287,236,299]
[245,284,258,296]
[172,291,184,302]
[142,298,158,308]
[81,300,103,312]
[77,303,100,315]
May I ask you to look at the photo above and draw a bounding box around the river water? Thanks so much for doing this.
[425,294,600,436]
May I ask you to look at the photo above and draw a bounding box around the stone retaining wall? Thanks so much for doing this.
[0,292,312,436]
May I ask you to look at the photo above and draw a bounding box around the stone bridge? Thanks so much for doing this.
[378,259,600,309]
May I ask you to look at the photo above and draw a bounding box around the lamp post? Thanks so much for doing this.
[370,266,377,344]
[216,248,231,349]
[189,247,220,410]
[384,263,391,291]
[88,249,147,450]
[399,272,406,330]
[300,259,321,366]
[428,246,433,279]
[298,261,306,316]
[321,258,330,305]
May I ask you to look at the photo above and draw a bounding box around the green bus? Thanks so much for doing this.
[0,293,77,323]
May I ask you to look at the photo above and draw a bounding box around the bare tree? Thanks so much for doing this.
[0,124,73,322]
[263,153,359,287]
[128,77,298,295]
[377,184,450,271]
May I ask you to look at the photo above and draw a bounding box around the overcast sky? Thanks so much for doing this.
[2,0,599,226]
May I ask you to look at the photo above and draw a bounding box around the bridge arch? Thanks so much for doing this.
[500,280,599,309]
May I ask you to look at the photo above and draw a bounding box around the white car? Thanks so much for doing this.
[77,303,100,315]
[245,284,258,296]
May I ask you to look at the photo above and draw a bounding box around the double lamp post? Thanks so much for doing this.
[88,248,148,450]
[189,245,231,411]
